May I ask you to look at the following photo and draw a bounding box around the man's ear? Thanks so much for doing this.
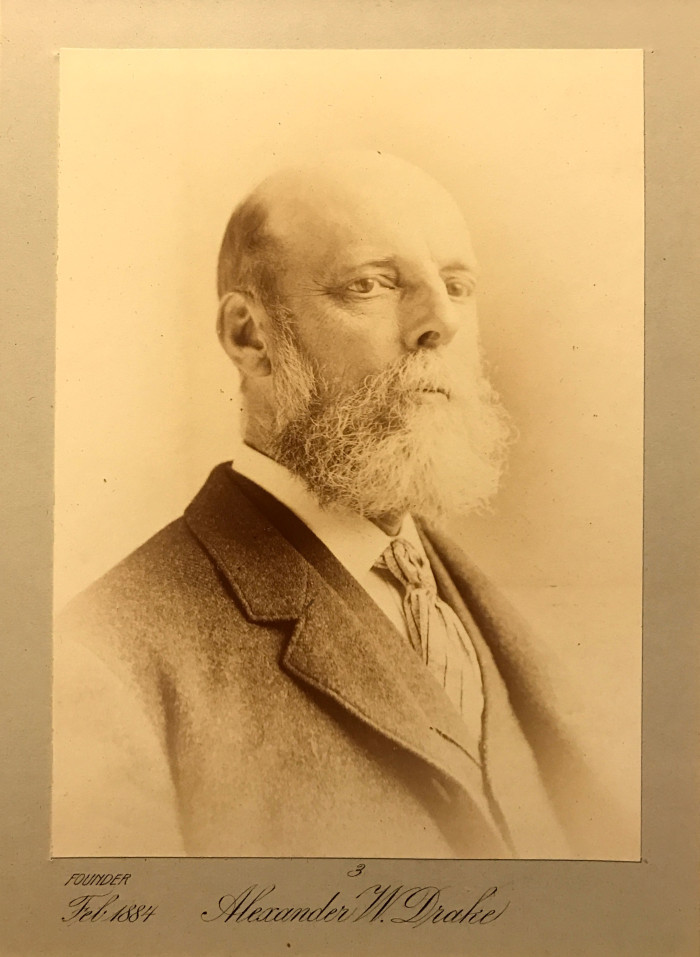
[216,291,272,377]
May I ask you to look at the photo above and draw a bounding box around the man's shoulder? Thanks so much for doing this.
[56,496,254,658]
[59,463,256,625]
[56,499,280,695]
[60,517,208,621]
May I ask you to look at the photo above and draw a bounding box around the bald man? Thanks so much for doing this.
[53,153,618,859]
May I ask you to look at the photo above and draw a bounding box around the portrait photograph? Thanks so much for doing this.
[51,47,643,862]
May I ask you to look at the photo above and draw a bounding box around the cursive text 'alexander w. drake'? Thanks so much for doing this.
[201,883,510,927]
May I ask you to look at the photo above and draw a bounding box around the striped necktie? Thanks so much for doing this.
[375,537,484,741]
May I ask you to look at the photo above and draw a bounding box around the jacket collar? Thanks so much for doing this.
[184,464,309,622]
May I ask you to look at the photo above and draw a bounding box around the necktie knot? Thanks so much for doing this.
[375,537,436,594]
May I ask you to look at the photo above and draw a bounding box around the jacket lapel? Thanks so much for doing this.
[184,465,507,852]
[284,565,491,802]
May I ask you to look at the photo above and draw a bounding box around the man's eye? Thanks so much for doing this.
[344,277,393,296]
[444,278,474,299]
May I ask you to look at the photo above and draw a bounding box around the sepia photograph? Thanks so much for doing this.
[51,48,642,861]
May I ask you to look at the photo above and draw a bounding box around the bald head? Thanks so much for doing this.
[217,152,474,313]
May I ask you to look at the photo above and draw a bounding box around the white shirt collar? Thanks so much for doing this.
[231,441,425,580]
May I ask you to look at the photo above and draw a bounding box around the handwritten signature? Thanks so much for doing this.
[202,882,509,927]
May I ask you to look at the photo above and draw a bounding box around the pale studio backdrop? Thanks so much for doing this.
[55,49,642,852]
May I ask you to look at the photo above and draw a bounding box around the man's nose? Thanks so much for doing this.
[399,280,460,351]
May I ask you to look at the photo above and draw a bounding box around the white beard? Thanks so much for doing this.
[267,324,512,526]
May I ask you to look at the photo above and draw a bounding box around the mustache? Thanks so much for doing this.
[319,350,456,403]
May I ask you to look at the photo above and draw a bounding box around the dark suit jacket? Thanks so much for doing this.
[53,463,613,859]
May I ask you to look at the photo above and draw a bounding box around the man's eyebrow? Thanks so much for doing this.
[440,260,479,276]
[347,258,399,271]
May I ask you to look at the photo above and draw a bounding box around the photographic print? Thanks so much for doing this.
[51,48,642,862]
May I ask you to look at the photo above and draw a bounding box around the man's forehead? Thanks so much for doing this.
[255,159,475,271]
